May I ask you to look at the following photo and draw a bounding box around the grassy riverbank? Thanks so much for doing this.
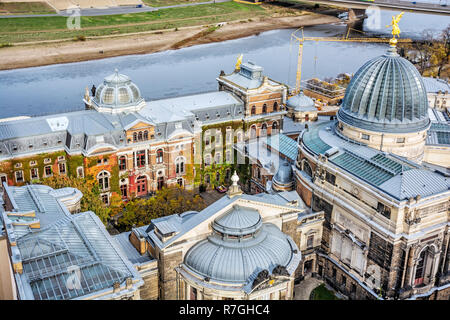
[0,2,267,43]
[0,1,55,15]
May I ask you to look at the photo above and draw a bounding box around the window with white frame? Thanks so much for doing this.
[175,156,185,175]
[77,166,84,178]
[15,171,24,183]
[30,168,39,180]
[97,171,110,191]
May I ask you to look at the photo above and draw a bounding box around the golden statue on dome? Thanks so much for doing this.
[386,12,404,46]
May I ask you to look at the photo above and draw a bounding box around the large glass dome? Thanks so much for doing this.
[92,69,144,113]
[337,45,430,133]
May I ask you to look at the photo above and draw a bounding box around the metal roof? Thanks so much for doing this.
[422,77,450,93]
[266,133,298,161]
[301,121,450,201]
[4,184,141,300]
[184,223,298,284]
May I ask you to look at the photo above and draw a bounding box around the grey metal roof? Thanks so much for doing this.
[301,121,449,201]
[213,205,262,237]
[113,231,153,265]
[266,133,298,162]
[427,122,450,145]
[219,62,281,90]
[273,161,294,186]
[140,91,243,124]
[338,46,430,133]
[286,91,315,112]
[422,77,450,93]
[184,223,297,283]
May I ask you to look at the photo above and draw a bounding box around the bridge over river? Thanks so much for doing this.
[300,0,450,15]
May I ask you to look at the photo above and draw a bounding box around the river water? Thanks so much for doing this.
[0,9,448,119]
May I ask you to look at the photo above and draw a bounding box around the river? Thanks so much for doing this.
[0,9,448,119]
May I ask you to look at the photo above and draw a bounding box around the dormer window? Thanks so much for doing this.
[205,113,210,120]
[58,156,65,161]
[14,163,22,169]
[12,145,17,151]
[44,158,52,164]
[57,140,62,144]
[29,160,37,166]
[28,144,33,149]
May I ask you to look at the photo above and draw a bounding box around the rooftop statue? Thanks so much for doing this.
[386,12,404,46]
[235,53,243,71]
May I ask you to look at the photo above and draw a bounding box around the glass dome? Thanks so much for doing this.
[92,69,144,113]
[337,45,430,133]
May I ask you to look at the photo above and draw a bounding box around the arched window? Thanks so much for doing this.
[251,105,256,115]
[144,130,149,140]
[273,102,278,111]
[261,123,267,136]
[272,121,279,133]
[250,125,257,139]
[97,171,110,191]
[216,172,220,182]
[138,131,143,141]
[133,132,137,142]
[118,156,126,171]
[303,160,313,177]
[204,154,211,166]
[156,149,163,164]
[262,104,267,114]
[215,152,221,164]
[177,178,183,187]
[176,156,185,175]
[257,168,261,180]
[157,176,164,191]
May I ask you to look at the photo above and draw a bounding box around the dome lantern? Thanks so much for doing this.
[87,69,146,114]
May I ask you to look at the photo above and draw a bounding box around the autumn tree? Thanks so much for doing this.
[117,186,206,231]
[37,175,112,224]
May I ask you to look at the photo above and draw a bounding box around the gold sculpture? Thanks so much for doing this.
[386,12,404,46]
[235,54,243,71]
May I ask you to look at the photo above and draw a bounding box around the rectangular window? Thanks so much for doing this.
[120,185,127,198]
[307,235,314,249]
[101,194,109,205]
[77,167,84,178]
[59,162,66,174]
[45,166,52,177]
[325,172,336,186]
[30,168,39,180]
[332,267,337,279]
[361,134,370,140]
[119,157,126,171]
[342,275,347,287]
[396,137,405,143]
[137,151,146,168]
[226,150,232,163]
[226,131,232,144]
[190,287,197,300]
[15,171,24,183]
[377,202,391,219]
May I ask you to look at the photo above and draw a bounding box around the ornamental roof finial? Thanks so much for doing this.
[228,171,243,198]
[235,54,243,71]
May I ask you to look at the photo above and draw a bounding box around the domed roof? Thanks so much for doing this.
[286,90,315,112]
[213,205,262,237]
[337,45,430,133]
[273,161,294,186]
[184,221,297,283]
[92,69,144,113]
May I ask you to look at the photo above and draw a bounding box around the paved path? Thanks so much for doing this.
[0,0,231,18]
[293,277,323,300]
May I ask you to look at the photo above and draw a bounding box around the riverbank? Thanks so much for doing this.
[0,13,340,70]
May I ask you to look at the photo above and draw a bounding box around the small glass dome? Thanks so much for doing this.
[92,69,144,113]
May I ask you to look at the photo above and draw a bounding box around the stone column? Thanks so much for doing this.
[404,244,418,288]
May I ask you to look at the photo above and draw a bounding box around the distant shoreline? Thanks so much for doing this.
[0,13,340,71]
